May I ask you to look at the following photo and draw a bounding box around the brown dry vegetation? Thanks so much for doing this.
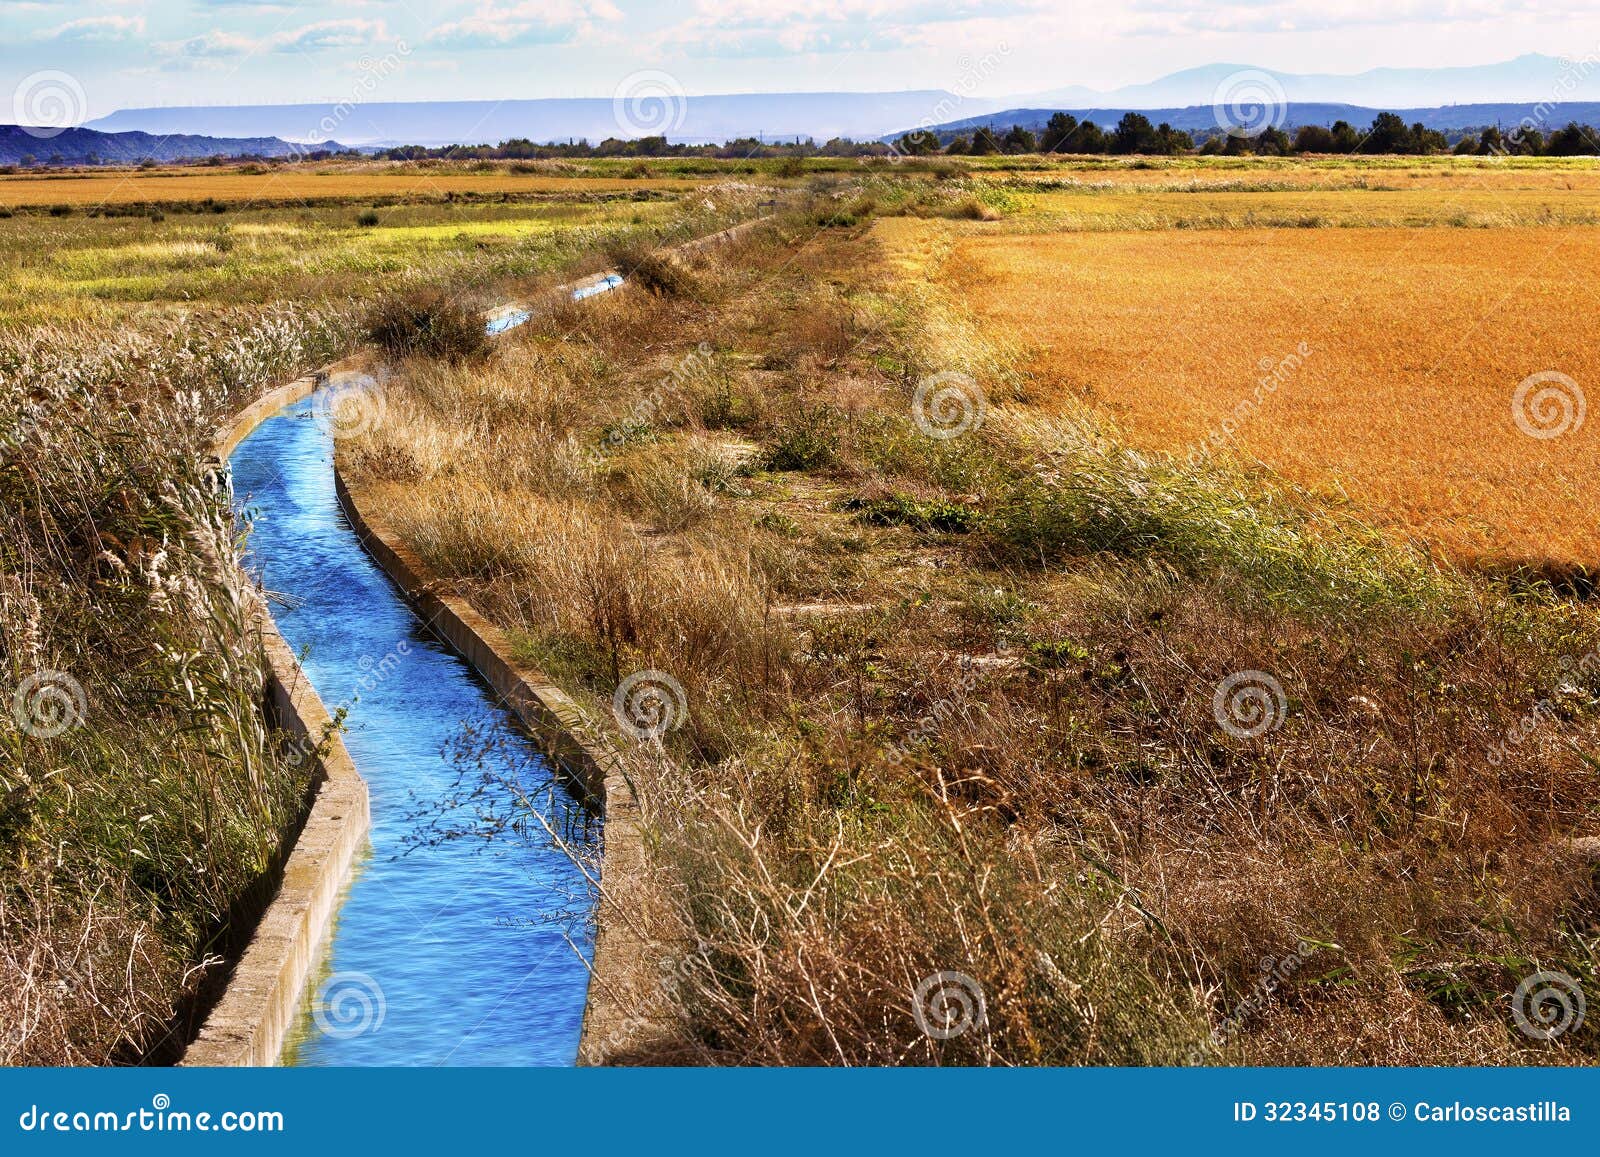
[0,165,698,208]
[347,190,1600,1065]
[0,182,724,1064]
[884,218,1600,571]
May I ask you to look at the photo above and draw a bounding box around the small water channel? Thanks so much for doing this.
[228,396,595,1066]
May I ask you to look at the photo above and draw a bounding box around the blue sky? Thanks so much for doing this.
[5,0,1600,119]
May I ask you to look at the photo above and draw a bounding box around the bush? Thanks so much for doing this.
[365,289,490,361]
[764,405,842,471]
[357,209,380,227]
[847,492,977,533]
[947,197,1001,221]
[604,241,697,297]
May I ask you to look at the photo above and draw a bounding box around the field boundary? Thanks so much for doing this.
[184,212,773,1065]
[179,369,372,1067]
[333,469,662,1064]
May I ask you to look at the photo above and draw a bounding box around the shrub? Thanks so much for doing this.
[357,209,381,227]
[604,241,697,298]
[764,405,842,471]
[365,289,490,362]
[847,492,977,533]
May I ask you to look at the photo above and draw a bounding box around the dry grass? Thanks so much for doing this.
[0,165,698,208]
[881,218,1600,570]
[349,198,1600,1066]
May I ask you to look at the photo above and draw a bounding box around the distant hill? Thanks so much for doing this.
[85,92,995,148]
[894,102,1600,141]
[1016,54,1600,111]
[0,124,347,165]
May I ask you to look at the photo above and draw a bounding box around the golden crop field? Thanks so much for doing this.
[971,155,1600,191]
[879,214,1600,568]
[0,165,699,207]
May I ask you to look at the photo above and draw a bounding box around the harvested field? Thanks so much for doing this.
[0,166,700,209]
[880,217,1600,569]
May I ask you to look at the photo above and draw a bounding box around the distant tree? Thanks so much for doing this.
[896,129,941,156]
[1293,124,1335,153]
[1547,122,1598,156]
[1452,134,1480,155]
[1508,124,1545,155]
[1362,112,1411,153]
[1039,112,1079,153]
[1412,122,1448,154]
[1002,124,1037,154]
[1110,112,1161,154]
[944,135,972,155]
[1254,125,1291,156]
[1198,132,1226,155]
[1071,121,1108,154]
[1156,122,1193,154]
[1477,125,1505,155]
[968,126,1002,155]
[1329,120,1361,153]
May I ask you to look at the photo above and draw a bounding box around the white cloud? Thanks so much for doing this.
[661,0,1041,58]
[425,0,623,49]
[269,18,392,53]
[156,29,259,58]
[35,15,145,43]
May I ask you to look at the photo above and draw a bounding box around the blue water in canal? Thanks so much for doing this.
[228,397,594,1066]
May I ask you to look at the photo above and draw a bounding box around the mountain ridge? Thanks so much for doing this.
[0,124,349,166]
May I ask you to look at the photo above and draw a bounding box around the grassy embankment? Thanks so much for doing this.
[345,164,1600,1064]
[0,162,759,1063]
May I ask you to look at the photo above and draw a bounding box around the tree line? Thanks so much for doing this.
[897,111,1600,157]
